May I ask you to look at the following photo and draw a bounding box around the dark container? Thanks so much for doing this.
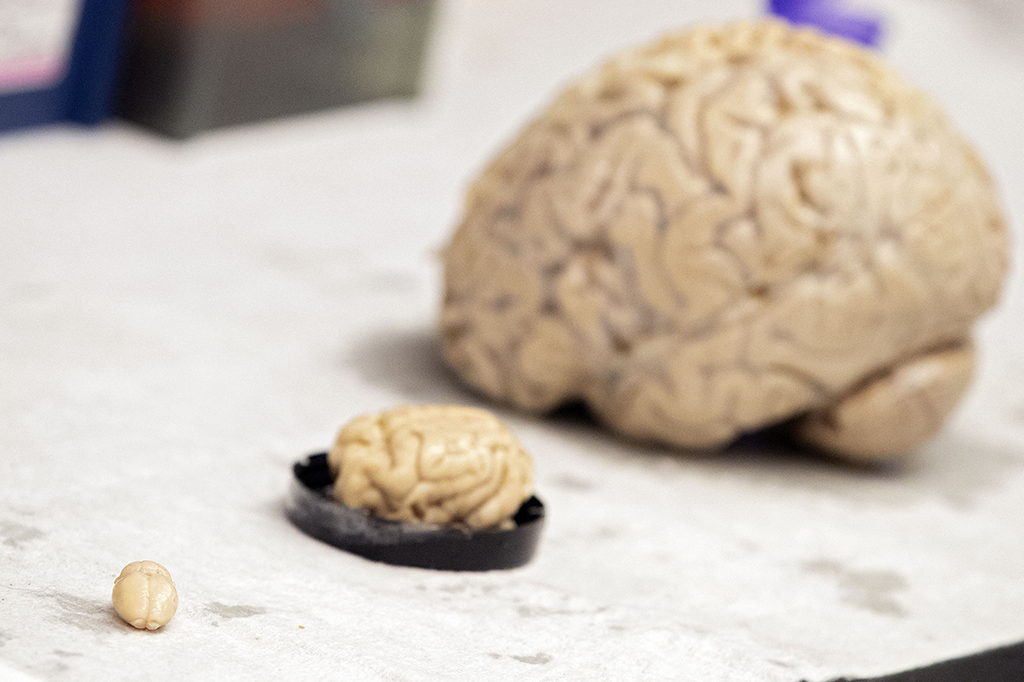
[286,453,546,571]
[116,0,435,138]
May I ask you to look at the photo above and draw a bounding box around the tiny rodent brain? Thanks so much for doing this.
[112,560,178,630]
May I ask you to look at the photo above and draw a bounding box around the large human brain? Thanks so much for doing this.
[328,405,534,528]
[440,20,1008,462]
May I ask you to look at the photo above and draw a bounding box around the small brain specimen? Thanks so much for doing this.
[112,561,178,630]
[328,405,535,528]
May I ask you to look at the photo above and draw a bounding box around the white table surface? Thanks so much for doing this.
[2,0,1024,680]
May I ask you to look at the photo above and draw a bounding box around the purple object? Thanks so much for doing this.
[768,0,883,47]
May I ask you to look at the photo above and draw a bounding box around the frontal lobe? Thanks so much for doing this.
[441,20,1007,459]
[327,405,535,528]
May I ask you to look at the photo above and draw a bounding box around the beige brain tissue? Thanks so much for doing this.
[112,561,178,630]
[328,405,535,528]
[441,20,1008,462]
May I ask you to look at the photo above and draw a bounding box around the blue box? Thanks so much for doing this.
[0,0,130,132]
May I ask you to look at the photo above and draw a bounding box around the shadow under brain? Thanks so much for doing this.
[680,426,1024,509]
[345,327,1024,508]
[346,327,479,403]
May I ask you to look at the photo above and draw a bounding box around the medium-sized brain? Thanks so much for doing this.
[328,405,534,528]
[441,20,1008,462]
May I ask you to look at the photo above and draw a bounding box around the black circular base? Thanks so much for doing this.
[286,453,545,571]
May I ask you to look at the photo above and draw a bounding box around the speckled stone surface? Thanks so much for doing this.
[1,0,1023,680]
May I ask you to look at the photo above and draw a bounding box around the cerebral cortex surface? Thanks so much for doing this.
[441,20,1008,461]
[328,405,534,528]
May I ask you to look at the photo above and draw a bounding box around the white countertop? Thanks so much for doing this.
[2,0,1024,679]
